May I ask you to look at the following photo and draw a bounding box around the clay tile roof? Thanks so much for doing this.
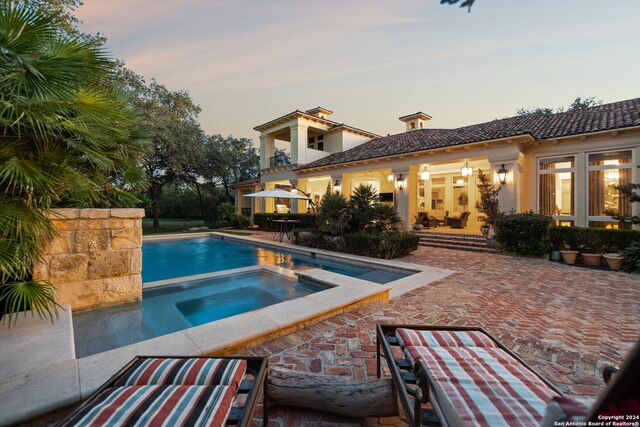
[297,97,640,170]
[231,177,260,188]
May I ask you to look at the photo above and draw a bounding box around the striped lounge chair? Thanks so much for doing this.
[376,325,640,427]
[57,356,268,427]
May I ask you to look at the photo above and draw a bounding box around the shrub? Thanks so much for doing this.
[318,193,349,236]
[494,212,552,256]
[622,242,640,273]
[253,213,316,230]
[293,231,335,250]
[342,232,419,259]
[549,227,640,253]
[348,184,379,232]
[370,203,400,232]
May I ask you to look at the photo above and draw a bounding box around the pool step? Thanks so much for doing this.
[414,231,498,254]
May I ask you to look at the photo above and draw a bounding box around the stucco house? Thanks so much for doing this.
[233,98,640,231]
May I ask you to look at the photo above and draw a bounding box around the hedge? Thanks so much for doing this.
[295,231,419,260]
[549,226,640,252]
[252,213,317,230]
[493,212,552,256]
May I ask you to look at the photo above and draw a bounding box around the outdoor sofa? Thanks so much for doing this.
[56,356,268,427]
[446,211,470,228]
[376,324,640,426]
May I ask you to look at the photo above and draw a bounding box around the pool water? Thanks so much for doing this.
[73,270,326,358]
[142,237,408,284]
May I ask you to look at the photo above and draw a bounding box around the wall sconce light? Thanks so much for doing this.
[461,161,473,177]
[333,179,341,193]
[396,174,406,190]
[420,168,430,181]
[387,173,394,182]
[498,164,508,184]
[290,187,298,195]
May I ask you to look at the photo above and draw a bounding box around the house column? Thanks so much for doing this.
[290,126,308,165]
[290,179,299,213]
[259,135,275,169]
[489,152,525,214]
[392,168,410,231]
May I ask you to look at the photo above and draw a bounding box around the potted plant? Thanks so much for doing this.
[413,212,428,230]
[603,253,625,271]
[580,234,605,266]
[549,229,564,261]
[475,170,501,238]
[559,246,579,265]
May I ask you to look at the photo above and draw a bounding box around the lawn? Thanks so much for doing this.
[142,218,207,235]
[142,219,256,236]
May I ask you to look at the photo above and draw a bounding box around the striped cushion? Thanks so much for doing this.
[407,345,559,426]
[114,358,246,390]
[62,385,235,427]
[396,328,497,349]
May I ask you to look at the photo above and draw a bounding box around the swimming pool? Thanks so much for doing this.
[142,236,409,284]
[74,269,327,358]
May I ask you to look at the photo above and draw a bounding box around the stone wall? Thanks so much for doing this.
[33,208,145,311]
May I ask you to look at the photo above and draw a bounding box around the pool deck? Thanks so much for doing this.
[238,241,640,426]
[6,232,639,426]
[0,232,453,425]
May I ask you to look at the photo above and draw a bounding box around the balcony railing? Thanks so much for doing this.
[269,153,291,168]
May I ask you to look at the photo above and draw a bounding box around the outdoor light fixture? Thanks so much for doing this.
[497,164,508,184]
[396,174,406,190]
[420,168,430,181]
[387,173,394,182]
[461,161,473,177]
[333,179,341,193]
[290,187,298,194]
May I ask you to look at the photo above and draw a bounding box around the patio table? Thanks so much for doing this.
[271,219,300,242]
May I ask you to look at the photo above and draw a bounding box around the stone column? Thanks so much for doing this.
[489,153,525,213]
[290,125,308,164]
[260,135,275,169]
[393,169,410,231]
[32,208,145,311]
[289,179,299,213]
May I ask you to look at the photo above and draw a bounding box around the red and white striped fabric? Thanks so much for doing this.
[61,385,235,427]
[396,328,497,349]
[406,345,559,426]
[114,358,246,390]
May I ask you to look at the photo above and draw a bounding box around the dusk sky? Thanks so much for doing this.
[77,0,640,141]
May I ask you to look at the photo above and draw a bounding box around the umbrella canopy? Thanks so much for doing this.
[243,189,311,200]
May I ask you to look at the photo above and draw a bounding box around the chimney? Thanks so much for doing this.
[399,112,432,132]
[305,107,333,119]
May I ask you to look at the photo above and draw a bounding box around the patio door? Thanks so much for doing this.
[418,173,479,226]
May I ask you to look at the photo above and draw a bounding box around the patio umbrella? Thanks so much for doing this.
[243,189,310,201]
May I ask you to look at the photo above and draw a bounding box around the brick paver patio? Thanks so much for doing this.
[242,244,640,426]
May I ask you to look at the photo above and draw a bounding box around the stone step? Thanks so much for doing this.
[418,241,498,253]
[417,235,487,244]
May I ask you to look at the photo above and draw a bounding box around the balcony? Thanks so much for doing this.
[269,153,291,168]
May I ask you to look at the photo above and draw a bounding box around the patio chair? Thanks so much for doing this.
[56,356,268,427]
[419,212,438,229]
[447,211,470,228]
[376,324,640,427]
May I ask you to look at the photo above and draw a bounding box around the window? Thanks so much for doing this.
[410,122,416,129]
[587,150,632,226]
[307,134,324,151]
[538,155,575,220]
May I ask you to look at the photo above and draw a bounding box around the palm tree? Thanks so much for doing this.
[0,3,147,325]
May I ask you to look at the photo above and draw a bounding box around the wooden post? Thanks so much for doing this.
[267,366,399,418]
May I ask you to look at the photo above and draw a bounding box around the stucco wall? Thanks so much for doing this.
[33,208,145,312]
